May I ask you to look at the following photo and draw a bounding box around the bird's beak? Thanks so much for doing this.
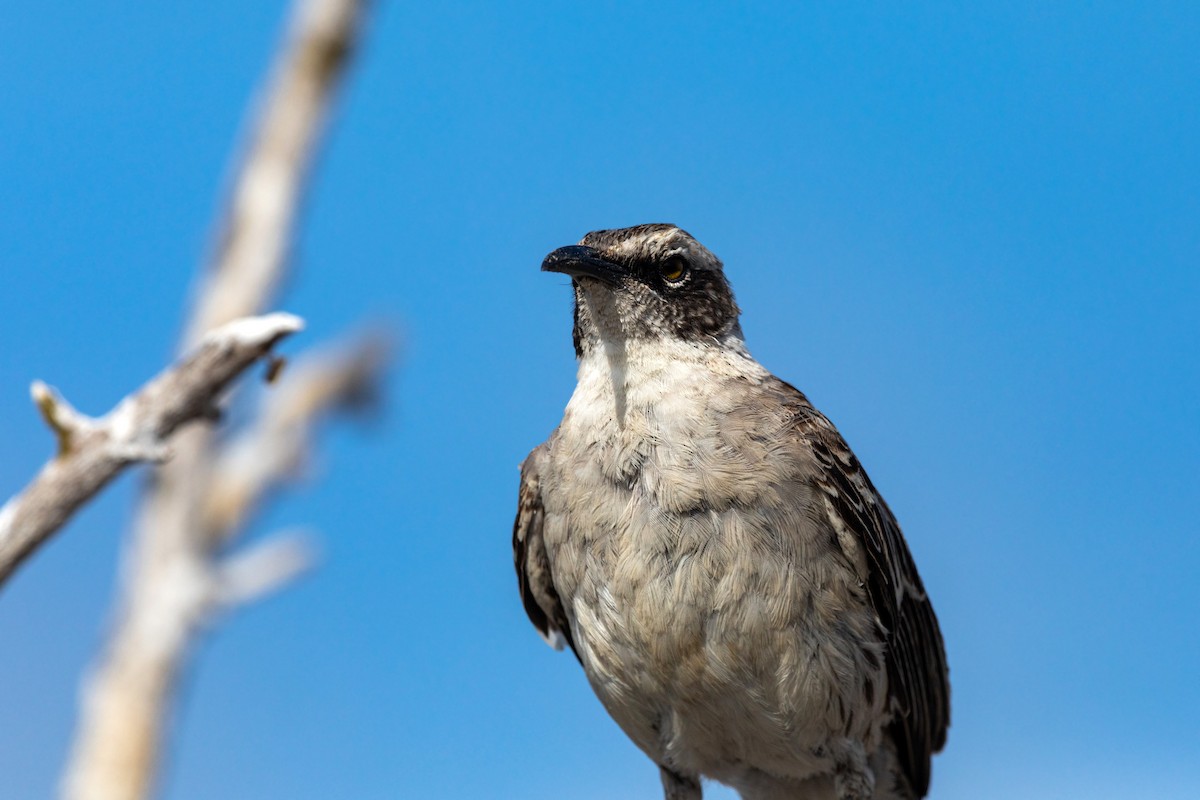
[541,245,627,286]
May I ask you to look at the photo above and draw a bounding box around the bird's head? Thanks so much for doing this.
[542,224,742,357]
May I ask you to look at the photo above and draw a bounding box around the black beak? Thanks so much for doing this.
[541,245,627,286]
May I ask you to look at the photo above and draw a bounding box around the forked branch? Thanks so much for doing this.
[0,313,304,588]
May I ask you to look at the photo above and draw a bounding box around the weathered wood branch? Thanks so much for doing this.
[203,332,388,542]
[60,522,320,800]
[59,1,376,799]
[60,335,382,800]
[185,0,370,347]
[0,313,304,588]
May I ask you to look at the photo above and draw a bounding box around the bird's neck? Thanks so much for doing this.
[563,334,766,487]
[570,333,764,428]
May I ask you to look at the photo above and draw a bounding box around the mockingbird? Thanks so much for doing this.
[514,224,949,800]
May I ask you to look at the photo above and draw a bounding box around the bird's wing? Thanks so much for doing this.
[513,443,577,657]
[780,381,950,797]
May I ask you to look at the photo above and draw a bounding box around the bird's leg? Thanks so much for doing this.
[660,766,702,800]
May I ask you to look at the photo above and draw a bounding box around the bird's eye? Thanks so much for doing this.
[660,257,688,284]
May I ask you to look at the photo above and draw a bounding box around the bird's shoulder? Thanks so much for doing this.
[513,441,576,656]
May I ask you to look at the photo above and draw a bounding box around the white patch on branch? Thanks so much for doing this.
[201,311,305,349]
[106,440,173,465]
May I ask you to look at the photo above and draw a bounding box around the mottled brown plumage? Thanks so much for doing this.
[514,225,949,799]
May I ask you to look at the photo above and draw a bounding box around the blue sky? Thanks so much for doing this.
[1,2,1197,798]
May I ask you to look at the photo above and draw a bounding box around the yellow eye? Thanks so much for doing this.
[661,257,687,283]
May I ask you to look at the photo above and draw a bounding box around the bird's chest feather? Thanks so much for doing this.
[541,342,883,776]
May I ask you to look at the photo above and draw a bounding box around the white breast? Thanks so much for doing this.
[542,335,886,785]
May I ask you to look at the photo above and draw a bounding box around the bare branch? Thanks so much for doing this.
[61,558,215,800]
[60,2,374,799]
[31,381,96,457]
[0,313,304,588]
[213,531,317,609]
[184,0,369,347]
[204,332,388,541]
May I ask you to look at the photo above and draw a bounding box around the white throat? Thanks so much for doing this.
[570,333,764,428]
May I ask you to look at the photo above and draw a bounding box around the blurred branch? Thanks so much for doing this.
[203,332,389,542]
[60,1,377,800]
[213,529,317,609]
[184,0,369,347]
[0,313,304,588]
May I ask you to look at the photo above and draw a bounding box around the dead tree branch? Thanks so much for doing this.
[0,313,304,588]
[59,1,376,799]
[185,0,369,348]
[204,333,388,542]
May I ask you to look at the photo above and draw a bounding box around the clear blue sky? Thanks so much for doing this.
[1,2,1197,798]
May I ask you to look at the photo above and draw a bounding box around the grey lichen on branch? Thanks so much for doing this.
[0,312,305,588]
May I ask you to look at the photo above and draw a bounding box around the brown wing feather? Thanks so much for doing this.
[513,444,577,658]
[780,380,950,797]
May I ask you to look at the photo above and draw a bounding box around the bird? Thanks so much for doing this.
[513,224,949,800]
